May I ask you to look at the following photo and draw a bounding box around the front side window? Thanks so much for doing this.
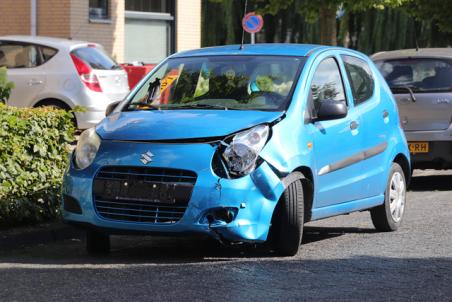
[342,55,374,105]
[375,58,452,93]
[310,57,347,113]
[89,0,109,20]
[0,43,39,68]
[126,56,304,111]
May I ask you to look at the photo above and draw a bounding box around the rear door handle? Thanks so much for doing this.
[28,79,43,86]
[350,121,359,130]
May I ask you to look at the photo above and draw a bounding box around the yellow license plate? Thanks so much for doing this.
[409,142,429,154]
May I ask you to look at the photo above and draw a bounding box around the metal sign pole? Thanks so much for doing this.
[251,33,255,44]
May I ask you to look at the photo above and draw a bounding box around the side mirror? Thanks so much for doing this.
[105,101,121,116]
[316,100,348,121]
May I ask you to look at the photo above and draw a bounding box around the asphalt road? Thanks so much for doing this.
[0,170,451,301]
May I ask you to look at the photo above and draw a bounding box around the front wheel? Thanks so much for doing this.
[370,163,407,231]
[270,176,304,256]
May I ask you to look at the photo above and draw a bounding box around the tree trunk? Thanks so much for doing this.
[319,6,337,46]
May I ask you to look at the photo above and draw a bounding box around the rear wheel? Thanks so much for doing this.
[271,176,304,256]
[370,163,406,231]
[86,230,110,255]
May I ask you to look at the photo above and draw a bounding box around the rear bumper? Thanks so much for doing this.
[410,141,452,169]
[404,124,452,142]
[73,90,128,129]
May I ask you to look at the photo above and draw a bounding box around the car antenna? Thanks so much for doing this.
[239,0,248,50]
[414,21,420,52]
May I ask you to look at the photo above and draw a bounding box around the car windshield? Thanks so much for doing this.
[125,55,304,111]
[375,58,452,93]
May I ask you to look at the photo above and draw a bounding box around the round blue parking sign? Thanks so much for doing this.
[242,12,264,34]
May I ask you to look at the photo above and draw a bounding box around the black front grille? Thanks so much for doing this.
[93,166,197,224]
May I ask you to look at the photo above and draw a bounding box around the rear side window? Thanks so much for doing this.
[342,55,374,105]
[375,58,452,93]
[71,46,119,70]
[310,57,347,113]
[40,46,58,63]
[0,43,39,68]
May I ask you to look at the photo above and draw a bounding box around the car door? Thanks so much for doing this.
[0,41,47,107]
[342,54,389,198]
[308,56,364,208]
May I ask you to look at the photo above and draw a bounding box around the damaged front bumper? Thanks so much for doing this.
[62,140,286,243]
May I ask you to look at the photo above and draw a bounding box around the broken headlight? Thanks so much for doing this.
[221,124,270,177]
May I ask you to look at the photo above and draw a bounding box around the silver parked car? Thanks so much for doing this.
[0,36,129,129]
[373,48,452,169]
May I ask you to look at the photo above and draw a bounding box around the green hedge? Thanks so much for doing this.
[0,103,75,227]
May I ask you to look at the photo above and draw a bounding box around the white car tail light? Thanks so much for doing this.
[70,53,102,92]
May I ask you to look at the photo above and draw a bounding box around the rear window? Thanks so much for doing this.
[40,46,57,63]
[375,58,452,93]
[71,46,120,70]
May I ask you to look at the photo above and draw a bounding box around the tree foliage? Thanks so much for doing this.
[408,0,452,33]
[202,0,452,52]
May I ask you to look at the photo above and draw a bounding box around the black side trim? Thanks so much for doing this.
[318,142,388,176]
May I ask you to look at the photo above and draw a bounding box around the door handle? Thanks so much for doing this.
[28,79,43,86]
[350,121,359,130]
[383,110,389,118]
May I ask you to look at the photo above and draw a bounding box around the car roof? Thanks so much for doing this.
[372,48,452,61]
[171,43,330,58]
[0,35,95,50]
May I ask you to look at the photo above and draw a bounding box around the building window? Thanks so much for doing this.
[125,0,173,13]
[89,0,109,20]
[124,0,175,64]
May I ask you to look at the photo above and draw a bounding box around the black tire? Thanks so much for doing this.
[370,163,406,232]
[86,230,110,255]
[271,176,304,256]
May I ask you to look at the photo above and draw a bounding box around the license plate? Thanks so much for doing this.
[93,179,183,204]
[409,142,429,154]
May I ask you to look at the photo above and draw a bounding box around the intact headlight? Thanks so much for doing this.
[74,128,101,170]
[222,124,270,176]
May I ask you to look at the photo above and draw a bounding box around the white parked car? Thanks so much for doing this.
[0,36,129,129]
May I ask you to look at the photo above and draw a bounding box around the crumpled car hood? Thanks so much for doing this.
[96,110,283,141]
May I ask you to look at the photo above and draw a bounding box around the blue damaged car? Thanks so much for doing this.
[62,44,410,256]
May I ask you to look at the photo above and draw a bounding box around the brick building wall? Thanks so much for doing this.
[0,0,200,63]
[70,0,124,62]
[37,0,70,37]
[0,0,31,36]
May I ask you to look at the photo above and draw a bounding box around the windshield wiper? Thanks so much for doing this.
[390,86,416,102]
[168,103,234,110]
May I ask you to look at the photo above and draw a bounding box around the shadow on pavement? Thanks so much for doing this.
[409,174,452,192]
[0,225,377,265]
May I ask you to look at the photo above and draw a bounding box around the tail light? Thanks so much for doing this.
[70,53,102,92]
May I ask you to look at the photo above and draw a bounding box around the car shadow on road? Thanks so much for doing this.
[409,174,452,192]
[0,225,377,265]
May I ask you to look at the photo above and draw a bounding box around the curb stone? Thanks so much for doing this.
[0,222,82,251]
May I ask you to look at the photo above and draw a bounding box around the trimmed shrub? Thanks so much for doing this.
[0,67,14,103]
[0,103,75,227]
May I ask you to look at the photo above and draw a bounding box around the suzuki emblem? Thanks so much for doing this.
[140,151,154,164]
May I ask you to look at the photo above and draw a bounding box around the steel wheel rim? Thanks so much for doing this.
[389,171,405,222]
